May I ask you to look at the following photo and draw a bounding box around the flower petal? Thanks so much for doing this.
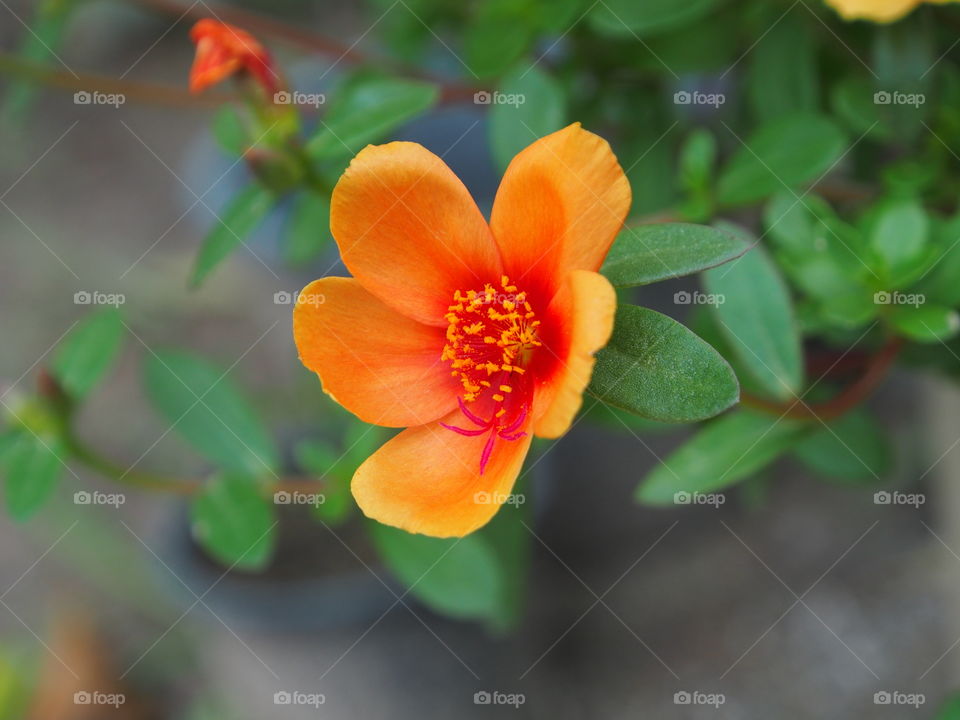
[490,123,631,296]
[293,277,458,427]
[352,410,532,537]
[534,270,617,438]
[331,142,502,326]
[824,0,922,21]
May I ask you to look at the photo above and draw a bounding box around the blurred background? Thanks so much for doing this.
[2,0,960,718]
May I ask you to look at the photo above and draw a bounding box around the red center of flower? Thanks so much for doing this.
[440,275,540,473]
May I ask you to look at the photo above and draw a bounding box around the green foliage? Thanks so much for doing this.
[191,185,275,287]
[601,223,747,287]
[50,308,124,400]
[211,105,249,156]
[143,350,279,476]
[489,64,565,173]
[4,433,64,521]
[588,304,739,423]
[191,473,277,570]
[283,190,332,266]
[793,409,891,483]
[746,13,819,122]
[589,0,720,37]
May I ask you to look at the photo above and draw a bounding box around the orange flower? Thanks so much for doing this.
[188,19,277,95]
[294,124,631,537]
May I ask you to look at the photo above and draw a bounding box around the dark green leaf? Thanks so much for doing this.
[793,409,891,483]
[283,191,331,266]
[4,433,64,521]
[717,115,846,207]
[306,78,439,160]
[143,350,279,475]
[601,223,748,287]
[191,473,276,570]
[50,308,124,399]
[489,64,565,173]
[888,304,960,343]
[589,0,720,37]
[747,14,818,122]
[587,304,739,422]
[191,185,275,288]
[370,523,502,620]
[636,410,809,504]
[704,237,804,400]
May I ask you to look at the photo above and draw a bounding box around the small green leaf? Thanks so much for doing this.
[295,439,352,525]
[191,185,275,288]
[283,191,331,266]
[370,523,502,621]
[143,350,279,475]
[916,212,960,306]
[717,114,846,207]
[588,304,739,422]
[589,0,720,37]
[489,64,565,173]
[212,105,248,156]
[793,409,891,483]
[636,410,808,504]
[679,129,717,193]
[50,307,124,399]
[306,77,439,161]
[601,223,748,288]
[464,5,533,79]
[704,236,804,400]
[868,198,929,284]
[4,433,64,521]
[191,473,276,570]
[888,304,960,343]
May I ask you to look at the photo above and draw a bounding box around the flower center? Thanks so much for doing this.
[440,275,540,473]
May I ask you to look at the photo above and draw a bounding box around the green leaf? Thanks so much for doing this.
[704,237,804,400]
[636,410,809,504]
[678,129,717,193]
[746,13,818,122]
[587,304,739,422]
[793,409,891,483]
[601,223,748,287]
[50,307,124,399]
[295,439,352,525]
[370,523,502,621]
[479,473,532,633]
[212,105,248,156]
[191,473,276,571]
[916,212,960,306]
[191,185,275,288]
[589,0,720,37]
[306,77,439,161]
[143,350,279,475]
[888,304,960,343]
[4,433,64,521]
[868,198,929,284]
[283,191,331,266]
[489,64,565,173]
[464,3,533,79]
[717,114,846,207]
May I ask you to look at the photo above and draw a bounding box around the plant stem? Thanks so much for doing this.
[741,337,904,421]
